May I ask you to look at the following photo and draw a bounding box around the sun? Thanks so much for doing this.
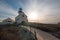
[28,12,38,20]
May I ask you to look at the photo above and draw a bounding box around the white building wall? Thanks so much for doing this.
[2,18,14,24]
[15,14,28,24]
[15,8,28,24]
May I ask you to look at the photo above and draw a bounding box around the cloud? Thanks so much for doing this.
[0,1,18,19]
[20,0,60,23]
[0,0,60,23]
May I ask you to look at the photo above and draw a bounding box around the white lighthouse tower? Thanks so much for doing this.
[15,8,28,24]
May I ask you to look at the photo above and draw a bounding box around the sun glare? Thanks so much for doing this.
[28,12,38,20]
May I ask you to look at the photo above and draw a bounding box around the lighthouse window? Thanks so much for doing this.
[8,20,11,22]
[21,21,25,23]
[22,15,24,17]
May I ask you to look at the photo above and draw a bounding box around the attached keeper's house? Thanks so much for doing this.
[2,18,14,24]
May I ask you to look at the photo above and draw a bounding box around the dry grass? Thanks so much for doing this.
[0,25,20,40]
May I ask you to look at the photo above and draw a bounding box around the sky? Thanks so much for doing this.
[0,0,60,24]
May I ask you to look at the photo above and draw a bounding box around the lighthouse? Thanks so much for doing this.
[15,8,28,24]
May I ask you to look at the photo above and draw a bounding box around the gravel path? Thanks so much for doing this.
[22,26,59,40]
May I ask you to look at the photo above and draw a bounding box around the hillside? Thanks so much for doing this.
[29,22,60,39]
[0,24,35,40]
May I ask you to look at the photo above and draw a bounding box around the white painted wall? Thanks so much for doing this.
[15,10,28,24]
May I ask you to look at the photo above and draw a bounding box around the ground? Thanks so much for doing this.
[0,24,59,40]
[0,25,35,40]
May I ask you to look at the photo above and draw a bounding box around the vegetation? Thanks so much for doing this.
[28,22,60,39]
[0,24,35,40]
[0,25,20,40]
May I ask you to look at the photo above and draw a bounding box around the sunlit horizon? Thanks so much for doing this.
[0,0,60,24]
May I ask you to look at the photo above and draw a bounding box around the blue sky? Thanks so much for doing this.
[0,0,60,23]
